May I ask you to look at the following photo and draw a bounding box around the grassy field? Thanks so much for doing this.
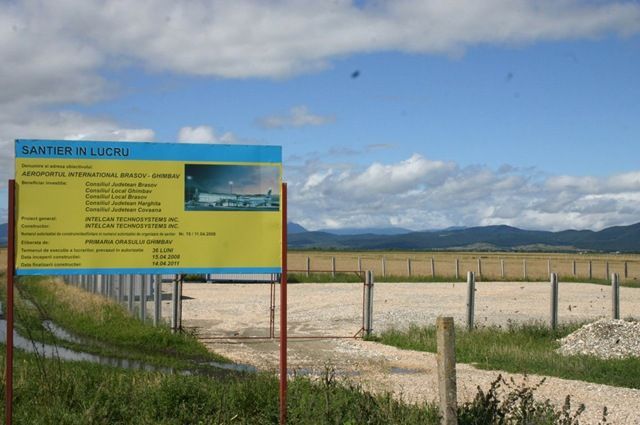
[374,322,640,389]
[289,250,640,283]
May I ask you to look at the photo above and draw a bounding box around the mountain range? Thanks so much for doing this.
[2,221,639,252]
[287,222,640,252]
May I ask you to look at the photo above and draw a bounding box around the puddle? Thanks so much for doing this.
[290,367,361,378]
[42,320,86,345]
[0,319,177,373]
[390,367,421,375]
[0,316,255,378]
[206,361,257,373]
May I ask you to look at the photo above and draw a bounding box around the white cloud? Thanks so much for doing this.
[178,126,215,143]
[178,125,237,144]
[4,1,638,81]
[288,154,640,231]
[258,106,335,129]
[344,154,455,194]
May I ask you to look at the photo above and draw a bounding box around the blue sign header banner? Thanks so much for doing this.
[15,139,281,163]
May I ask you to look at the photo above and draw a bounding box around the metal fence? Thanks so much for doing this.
[288,252,640,282]
[62,274,183,331]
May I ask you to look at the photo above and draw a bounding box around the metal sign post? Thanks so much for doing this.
[5,179,16,425]
[279,182,288,425]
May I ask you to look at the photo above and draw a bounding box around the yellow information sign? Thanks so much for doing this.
[14,140,282,275]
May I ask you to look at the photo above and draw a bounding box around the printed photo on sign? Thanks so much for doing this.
[184,164,280,212]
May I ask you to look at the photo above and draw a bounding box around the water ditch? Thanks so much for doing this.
[0,304,256,377]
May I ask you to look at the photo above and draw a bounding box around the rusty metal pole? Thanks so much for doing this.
[5,180,16,425]
[279,182,288,425]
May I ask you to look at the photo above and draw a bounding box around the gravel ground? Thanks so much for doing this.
[182,281,640,424]
[558,319,640,359]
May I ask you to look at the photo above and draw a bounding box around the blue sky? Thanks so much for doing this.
[1,1,639,231]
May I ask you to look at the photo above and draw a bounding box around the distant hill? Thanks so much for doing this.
[288,222,640,252]
[317,227,412,236]
[288,222,308,234]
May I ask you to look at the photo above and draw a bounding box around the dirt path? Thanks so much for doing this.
[182,281,640,424]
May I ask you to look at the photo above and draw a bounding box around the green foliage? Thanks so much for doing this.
[458,375,593,425]
[0,351,440,424]
[376,322,640,389]
[287,367,439,424]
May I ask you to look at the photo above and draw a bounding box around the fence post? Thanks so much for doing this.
[500,259,505,279]
[111,275,116,299]
[171,275,179,332]
[177,275,183,330]
[547,259,551,276]
[127,275,134,313]
[550,273,558,330]
[624,261,628,279]
[364,271,374,337]
[477,259,482,280]
[357,257,362,273]
[109,275,115,299]
[436,317,458,425]
[140,275,147,322]
[523,259,527,280]
[454,258,459,280]
[612,273,620,320]
[117,275,124,303]
[306,256,310,277]
[466,271,475,331]
[154,274,162,326]
[572,260,576,276]
[588,260,592,280]
[407,258,412,277]
[431,257,435,278]
[381,257,386,277]
[331,257,336,278]
[605,261,609,280]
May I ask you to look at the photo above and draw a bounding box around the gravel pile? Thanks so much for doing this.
[557,319,640,359]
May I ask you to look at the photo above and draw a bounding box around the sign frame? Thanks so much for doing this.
[14,139,283,276]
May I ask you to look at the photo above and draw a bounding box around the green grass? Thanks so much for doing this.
[374,322,640,389]
[10,276,227,369]
[0,349,440,424]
